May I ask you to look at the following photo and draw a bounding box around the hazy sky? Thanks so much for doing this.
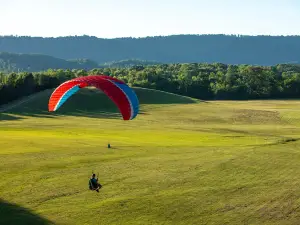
[1,0,300,38]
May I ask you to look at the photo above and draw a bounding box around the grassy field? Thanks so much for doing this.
[1,87,300,225]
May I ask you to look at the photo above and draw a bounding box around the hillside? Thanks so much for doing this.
[0,87,198,119]
[1,35,300,65]
[0,52,163,72]
[2,88,300,224]
[0,52,99,72]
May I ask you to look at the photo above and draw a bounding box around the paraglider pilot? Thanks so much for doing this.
[89,173,102,192]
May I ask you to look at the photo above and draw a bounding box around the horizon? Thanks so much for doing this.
[1,0,300,38]
[1,33,300,39]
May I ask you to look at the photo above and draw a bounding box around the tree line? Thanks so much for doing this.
[1,62,300,106]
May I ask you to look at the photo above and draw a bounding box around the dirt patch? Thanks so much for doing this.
[231,109,285,124]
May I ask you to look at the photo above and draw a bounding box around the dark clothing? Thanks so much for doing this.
[89,177,102,191]
[90,178,98,187]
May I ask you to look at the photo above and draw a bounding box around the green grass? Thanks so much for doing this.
[1,88,300,224]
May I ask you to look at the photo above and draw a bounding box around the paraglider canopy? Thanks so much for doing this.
[48,75,139,120]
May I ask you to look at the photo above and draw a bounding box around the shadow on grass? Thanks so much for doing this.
[135,87,201,104]
[0,113,24,121]
[0,87,201,121]
[1,110,122,121]
[0,199,54,225]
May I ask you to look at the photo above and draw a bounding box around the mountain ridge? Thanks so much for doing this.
[1,34,300,65]
[0,52,161,72]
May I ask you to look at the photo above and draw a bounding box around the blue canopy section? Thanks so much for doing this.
[112,82,139,120]
[55,85,81,111]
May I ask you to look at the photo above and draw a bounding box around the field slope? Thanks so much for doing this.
[1,88,300,224]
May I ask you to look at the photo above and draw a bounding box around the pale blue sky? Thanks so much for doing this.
[1,0,300,38]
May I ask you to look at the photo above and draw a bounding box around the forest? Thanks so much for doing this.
[1,62,300,106]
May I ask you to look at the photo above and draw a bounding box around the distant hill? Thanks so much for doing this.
[0,52,99,72]
[0,34,300,65]
[0,52,160,72]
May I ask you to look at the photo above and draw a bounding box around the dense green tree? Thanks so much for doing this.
[1,62,300,106]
